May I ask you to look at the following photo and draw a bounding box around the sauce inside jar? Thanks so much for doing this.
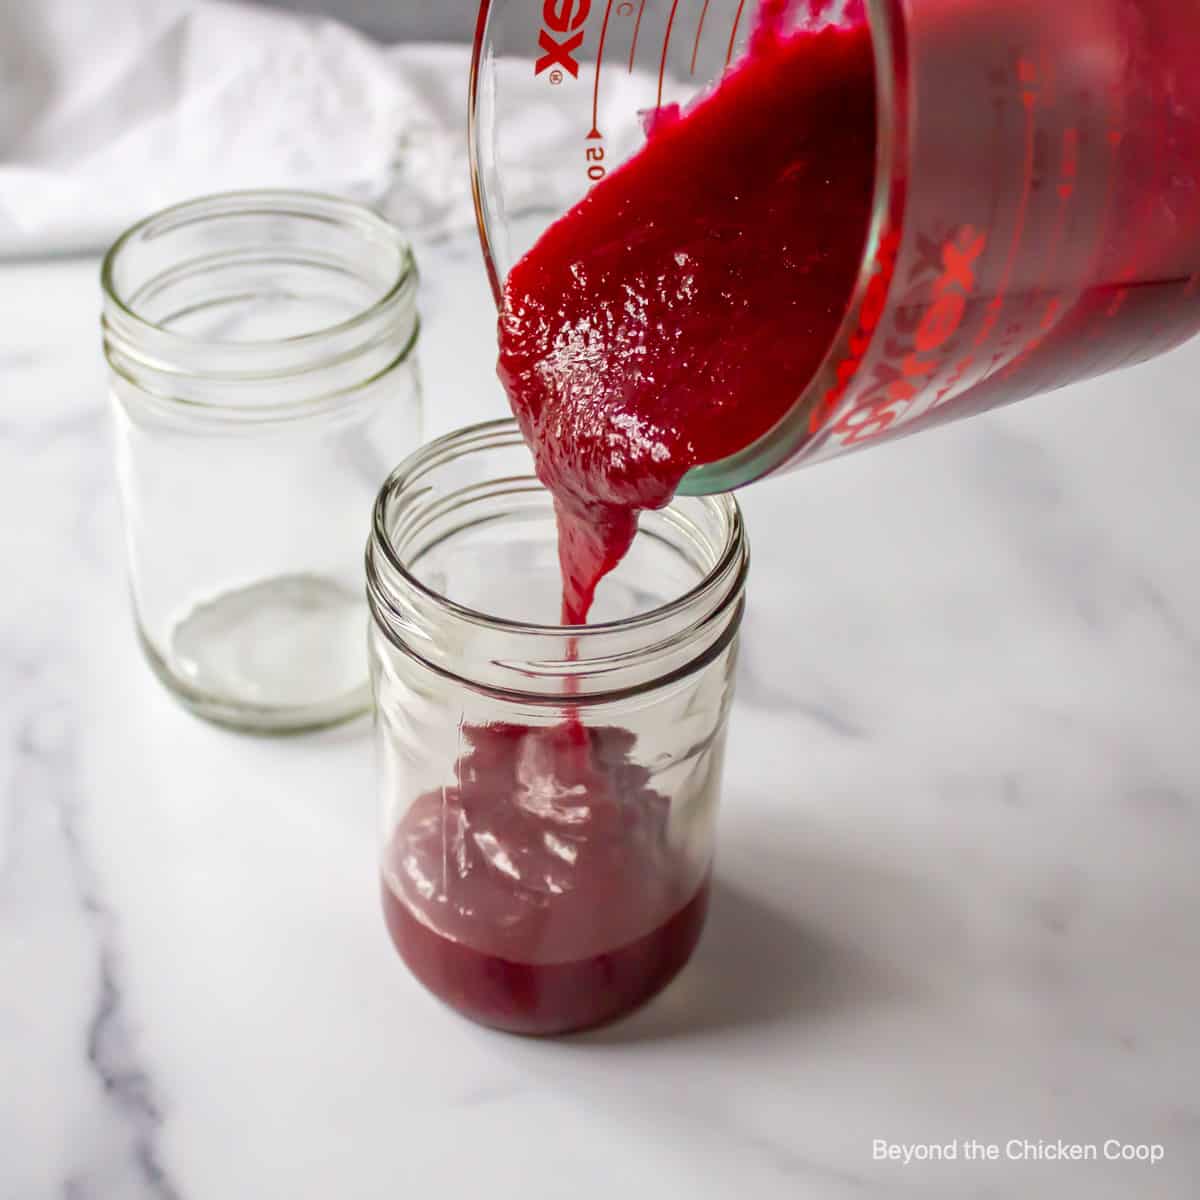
[381,722,710,1035]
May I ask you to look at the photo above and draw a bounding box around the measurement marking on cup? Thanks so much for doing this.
[590,0,617,138]
[991,126,1080,389]
[725,0,748,68]
[1032,133,1076,301]
[1030,129,1075,287]
[973,66,1039,352]
[691,0,712,75]
[628,0,648,72]
[657,0,683,110]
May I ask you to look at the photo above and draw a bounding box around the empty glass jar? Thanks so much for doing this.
[102,191,423,733]
[366,420,748,1034]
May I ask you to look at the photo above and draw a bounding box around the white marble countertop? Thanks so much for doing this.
[2,233,1199,1200]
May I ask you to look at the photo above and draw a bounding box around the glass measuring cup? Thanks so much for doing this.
[470,0,1200,493]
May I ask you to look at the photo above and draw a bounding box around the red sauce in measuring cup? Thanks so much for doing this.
[495,1,1200,610]
[498,15,876,621]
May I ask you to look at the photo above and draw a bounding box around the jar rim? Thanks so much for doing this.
[369,419,748,642]
[100,188,417,353]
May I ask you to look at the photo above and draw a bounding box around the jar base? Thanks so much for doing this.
[382,878,711,1037]
[137,574,371,734]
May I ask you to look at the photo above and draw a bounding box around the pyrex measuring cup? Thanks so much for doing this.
[470,0,1200,492]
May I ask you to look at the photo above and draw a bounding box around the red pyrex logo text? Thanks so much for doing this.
[831,225,987,447]
[535,0,591,78]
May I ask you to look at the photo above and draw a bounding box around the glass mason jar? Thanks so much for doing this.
[102,191,423,733]
[366,420,748,1035]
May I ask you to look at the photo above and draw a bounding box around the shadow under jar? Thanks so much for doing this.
[102,191,423,733]
[367,421,749,1035]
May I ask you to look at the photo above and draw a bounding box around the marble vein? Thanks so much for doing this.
[3,668,180,1200]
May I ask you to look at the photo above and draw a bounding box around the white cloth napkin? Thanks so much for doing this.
[0,0,479,256]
